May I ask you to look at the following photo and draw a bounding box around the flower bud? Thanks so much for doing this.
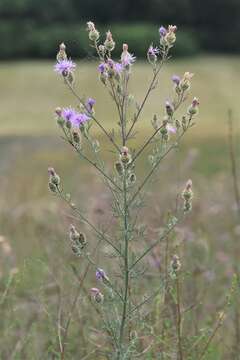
[90,288,104,303]
[98,45,106,57]
[170,254,181,273]
[96,268,109,282]
[104,31,115,52]
[187,97,200,116]
[182,179,193,213]
[69,225,87,256]
[87,21,100,41]
[165,100,174,117]
[56,42,67,62]
[73,131,81,144]
[180,72,194,91]
[151,114,160,130]
[48,167,60,186]
[48,182,57,193]
[120,146,132,164]
[128,173,136,184]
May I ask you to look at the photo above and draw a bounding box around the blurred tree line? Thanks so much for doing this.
[0,0,239,59]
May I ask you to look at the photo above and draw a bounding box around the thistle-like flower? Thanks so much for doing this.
[121,44,136,68]
[54,59,76,77]
[96,268,109,282]
[104,31,115,52]
[147,45,159,63]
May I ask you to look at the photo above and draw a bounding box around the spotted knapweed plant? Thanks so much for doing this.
[48,22,206,359]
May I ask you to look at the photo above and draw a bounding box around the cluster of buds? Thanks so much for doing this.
[182,179,193,213]
[120,146,132,165]
[187,97,200,116]
[87,21,100,42]
[147,45,159,64]
[104,31,115,52]
[48,167,60,193]
[90,288,104,303]
[69,224,87,256]
[96,268,109,283]
[170,254,181,274]
[159,25,177,47]
[98,59,123,84]
[172,72,194,95]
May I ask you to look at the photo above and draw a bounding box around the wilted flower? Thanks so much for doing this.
[54,59,76,76]
[160,25,177,47]
[96,268,109,282]
[180,72,194,91]
[90,288,104,303]
[121,44,136,67]
[147,45,159,63]
[172,75,181,85]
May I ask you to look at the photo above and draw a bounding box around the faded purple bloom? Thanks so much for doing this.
[148,45,159,56]
[166,123,177,134]
[192,97,200,107]
[90,287,104,303]
[159,26,167,37]
[54,59,76,75]
[48,167,56,176]
[172,75,181,85]
[90,287,100,294]
[86,98,96,112]
[73,113,90,126]
[121,52,136,66]
[62,107,76,122]
[98,63,106,73]
[96,268,109,281]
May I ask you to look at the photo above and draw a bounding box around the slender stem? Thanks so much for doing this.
[176,275,183,360]
[65,79,121,153]
[118,169,129,357]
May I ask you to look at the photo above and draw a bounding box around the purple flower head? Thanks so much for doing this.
[98,63,106,73]
[159,26,167,37]
[166,123,177,134]
[107,59,114,68]
[54,59,76,75]
[86,98,96,112]
[73,113,91,127]
[172,75,181,85]
[148,45,159,56]
[114,62,123,74]
[62,107,77,122]
[96,268,109,282]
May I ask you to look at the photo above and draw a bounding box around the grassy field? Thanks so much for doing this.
[1,57,240,358]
